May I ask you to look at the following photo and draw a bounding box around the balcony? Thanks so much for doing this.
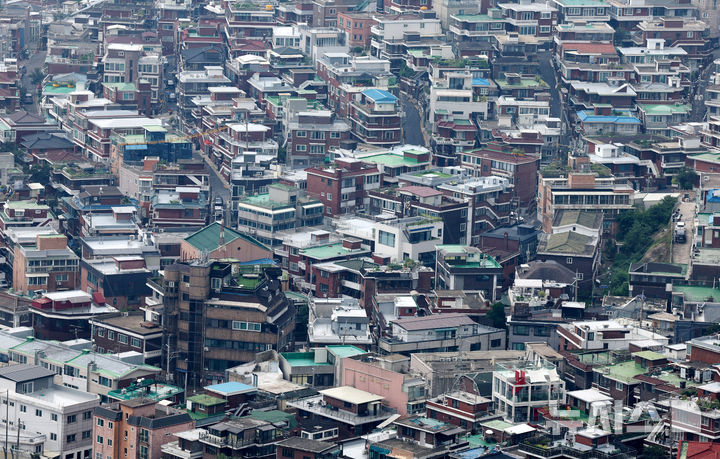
[288,396,396,426]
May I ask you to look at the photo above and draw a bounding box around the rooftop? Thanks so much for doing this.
[319,386,384,404]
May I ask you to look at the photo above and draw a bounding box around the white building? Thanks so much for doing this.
[0,364,100,459]
[308,297,373,347]
[374,216,444,265]
[557,319,670,351]
[492,359,565,423]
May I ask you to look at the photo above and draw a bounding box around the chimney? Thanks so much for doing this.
[219,223,225,246]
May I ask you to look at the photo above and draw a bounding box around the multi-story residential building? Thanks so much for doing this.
[162,261,295,388]
[448,10,507,46]
[237,184,324,247]
[338,12,376,49]
[210,121,278,178]
[307,298,372,347]
[92,312,162,365]
[284,99,352,168]
[437,176,514,244]
[223,2,276,57]
[557,319,670,352]
[306,157,381,217]
[435,245,502,301]
[706,59,720,118]
[379,313,506,355]
[93,399,194,459]
[343,145,431,179]
[636,17,709,69]
[497,0,557,42]
[5,332,162,400]
[551,0,610,23]
[147,186,208,230]
[349,89,402,146]
[538,171,635,234]
[12,232,79,295]
[30,290,118,341]
[102,42,164,111]
[536,230,600,294]
[81,256,153,311]
[176,66,231,131]
[373,215,444,265]
[76,111,164,162]
[366,182,470,245]
[492,359,565,423]
[288,386,395,439]
[370,11,444,67]
[316,53,395,117]
[299,25,349,64]
[459,141,540,210]
[425,391,493,433]
[341,353,426,416]
[0,200,55,232]
[0,364,100,459]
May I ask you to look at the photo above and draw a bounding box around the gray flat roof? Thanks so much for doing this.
[0,364,56,382]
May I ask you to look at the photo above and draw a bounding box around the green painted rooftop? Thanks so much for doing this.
[361,153,422,168]
[638,103,692,115]
[599,360,645,383]
[248,409,297,427]
[185,222,268,252]
[327,345,367,358]
[281,352,331,367]
[299,242,368,260]
[673,285,720,303]
[632,350,666,361]
[188,394,226,406]
[481,419,514,431]
[240,193,295,210]
[104,82,137,92]
[43,84,76,94]
[6,200,50,209]
[454,13,505,21]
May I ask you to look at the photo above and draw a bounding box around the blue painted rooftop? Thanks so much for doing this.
[237,258,276,266]
[362,88,397,103]
[204,381,256,395]
[577,110,641,124]
[472,78,490,86]
[707,189,720,203]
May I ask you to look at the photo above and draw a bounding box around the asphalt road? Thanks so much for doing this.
[193,150,230,202]
[20,51,47,113]
[400,93,426,147]
[672,197,696,266]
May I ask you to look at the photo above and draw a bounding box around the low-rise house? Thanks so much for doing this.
[536,230,599,294]
[435,245,502,302]
[492,359,565,423]
[30,290,118,341]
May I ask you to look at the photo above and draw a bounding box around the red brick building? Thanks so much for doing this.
[306,158,381,217]
[460,141,540,210]
[338,12,375,49]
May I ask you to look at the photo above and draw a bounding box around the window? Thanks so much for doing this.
[576,273,584,280]
[118,334,128,344]
[67,434,76,443]
[615,381,623,390]
[67,415,76,424]
[82,431,91,440]
[139,429,149,442]
[107,440,113,446]
[20,405,26,413]
[96,454,102,459]
[52,414,58,421]
[21,382,33,393]
[51,433,57,441]
[131,338,141,348]
[566,257,573,265]
[378,230,396,247]
[296,130,306,137]
[514,326,529,336]
[97,419,104,427]
[97,436,103,444]
[491,339,502,348]
[98,328,105,337]
[326,193,332,201]
[35,409,42,417]
[108,331,115,340]
[296,144,307,152]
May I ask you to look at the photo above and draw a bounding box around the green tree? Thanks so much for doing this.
[28,163,51,183]
[486,302,507,330]
[30,68,45,86]
[673,167,698,190]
